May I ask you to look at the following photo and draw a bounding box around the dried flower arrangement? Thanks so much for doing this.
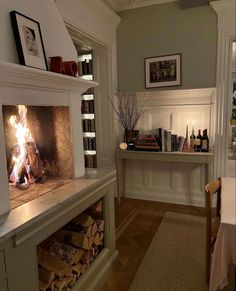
[109,90,145,131]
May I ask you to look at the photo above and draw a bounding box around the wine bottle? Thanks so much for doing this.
[195,129,202,152]
[190,128,196,151]
[201,129,209,152]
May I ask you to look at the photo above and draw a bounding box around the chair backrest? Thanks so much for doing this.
[205,178,221,216]
[205,178,221,284]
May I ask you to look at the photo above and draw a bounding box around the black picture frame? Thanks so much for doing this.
[145,54,181,88]
[10,10,48,70]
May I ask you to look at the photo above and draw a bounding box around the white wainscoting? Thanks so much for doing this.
[125,88,216,207]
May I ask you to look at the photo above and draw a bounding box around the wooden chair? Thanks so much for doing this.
[205,178,221,284]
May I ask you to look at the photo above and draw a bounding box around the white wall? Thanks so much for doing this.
[55,0,120,47]
[0,0,77,66]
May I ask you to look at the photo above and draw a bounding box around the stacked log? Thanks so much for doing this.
[37,201,104,291]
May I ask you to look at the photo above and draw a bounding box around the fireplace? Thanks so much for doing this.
[0,61,98,215]
[2,104,75,209]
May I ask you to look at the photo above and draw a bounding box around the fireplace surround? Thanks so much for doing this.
[0,61,117,291]
[0,61,98,215]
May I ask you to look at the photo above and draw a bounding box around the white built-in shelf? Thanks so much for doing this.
[83,132,96,137]
[84,150,96,155]
[82,94,94,100]
[81,75,93,81]
[82,113,95,119]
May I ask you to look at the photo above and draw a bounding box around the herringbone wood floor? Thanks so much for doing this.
[101,198,205,291]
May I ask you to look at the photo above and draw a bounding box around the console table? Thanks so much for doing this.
[115,150,214,204]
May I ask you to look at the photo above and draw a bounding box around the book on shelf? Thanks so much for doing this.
[83,137,96,150]
[171,134,178,151]
[178,136,186,152]
[135,144,160,150]
[82,119,96,132]
[155,128,165,152]
[84,153,97,168]
[135,134,160,151]
[165,130,172,152]
[81,100,94,114]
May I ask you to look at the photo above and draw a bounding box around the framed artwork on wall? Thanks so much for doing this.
[145,54,181,88]
[10,10,48,70]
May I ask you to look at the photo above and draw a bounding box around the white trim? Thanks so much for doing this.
[211,0,236,178]
[104,0,177,11]
[126,190,205,207]
[136,88,216,106]
[0,61,98,94]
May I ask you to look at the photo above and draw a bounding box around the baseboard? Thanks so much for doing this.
[125,190,205,207]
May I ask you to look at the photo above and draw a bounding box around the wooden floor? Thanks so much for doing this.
[101,198,205,291]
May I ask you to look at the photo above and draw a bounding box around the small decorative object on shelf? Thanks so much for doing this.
[77,52,93,80]
[190,123,196,152]
[201,129,209,152]
[119,142,128,150]
[109,90,146,149]
[195,129,202,152]
[230,92,236,125]
[183,120,189,152]
[49,56,78,77]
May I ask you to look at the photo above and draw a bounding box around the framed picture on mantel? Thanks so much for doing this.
[145,54,181,88]
[10,10,48,70]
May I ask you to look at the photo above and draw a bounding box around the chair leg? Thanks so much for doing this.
[206,247,210,284]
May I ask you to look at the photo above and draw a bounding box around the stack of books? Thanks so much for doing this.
[135,134,160,151]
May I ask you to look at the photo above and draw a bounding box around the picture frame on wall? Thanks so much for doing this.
[145,54,181,88]
[10,10,48,70]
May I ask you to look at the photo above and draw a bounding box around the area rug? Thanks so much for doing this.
[128,212,208,291]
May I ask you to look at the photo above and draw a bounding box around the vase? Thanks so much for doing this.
[123,129,139,150]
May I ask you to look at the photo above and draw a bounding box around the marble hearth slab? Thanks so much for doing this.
[0,167,116,244]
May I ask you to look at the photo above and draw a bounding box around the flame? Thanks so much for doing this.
[9,105,34,185]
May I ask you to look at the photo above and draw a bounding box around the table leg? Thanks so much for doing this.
[116,158,123,205]
[116,157,126,204]
[123,159,126,199]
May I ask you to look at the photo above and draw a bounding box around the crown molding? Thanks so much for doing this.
[104,0,177,12]
[211,0,235,14]
[211,0,235,32]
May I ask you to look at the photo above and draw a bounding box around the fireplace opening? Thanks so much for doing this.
[2,105,74,209]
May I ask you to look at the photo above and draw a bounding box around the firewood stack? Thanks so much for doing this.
[37,200,104,291]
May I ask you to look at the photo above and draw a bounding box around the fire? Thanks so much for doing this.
[9,105,43,188]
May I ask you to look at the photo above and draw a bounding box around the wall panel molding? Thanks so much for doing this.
[125,87,216,207]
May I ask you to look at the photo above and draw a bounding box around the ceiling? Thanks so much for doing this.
[103,0,211,11]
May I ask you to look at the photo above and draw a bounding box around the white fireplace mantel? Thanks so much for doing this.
[0,61,98,94]
[0,61,98,215]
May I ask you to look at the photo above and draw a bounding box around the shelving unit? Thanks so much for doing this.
[78,51,97,168]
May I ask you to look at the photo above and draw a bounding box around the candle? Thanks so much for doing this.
[186,120,189,141]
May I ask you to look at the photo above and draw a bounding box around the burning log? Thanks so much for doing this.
[26,142,43,180]
[8,105,44,189]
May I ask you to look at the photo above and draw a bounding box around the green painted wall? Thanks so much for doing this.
[117,2,217,91]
